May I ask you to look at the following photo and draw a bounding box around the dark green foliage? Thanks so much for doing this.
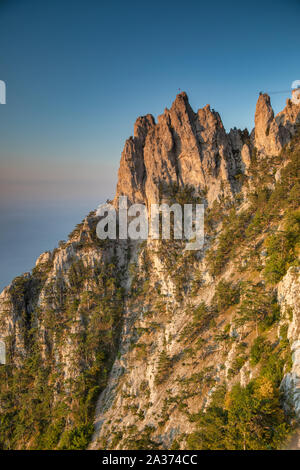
[187,377,291,450]
[124,425,160,450]
[58,424,94,450]
[235,283,280,333]
[250,336,272,366]
[155,350,172,385]
[207,208,252,276]
[187,387,228,450]
[228,355,247,378]
[179,302,213,343]
[264,210,300,283]
[158,182,203,206]
[213,281,240,312]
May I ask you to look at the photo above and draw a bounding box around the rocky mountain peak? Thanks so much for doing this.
[115,91,300,211]
[168,90,195,121]
[254,93,282,156]
[276,97,300,133]
[115,92,246,208]
[254,92,300,157]
[0,89,300,451]
[133,114,155,142]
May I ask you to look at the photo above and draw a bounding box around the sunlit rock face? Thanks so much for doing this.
[115,92,252,208]
[116,91,300,211]
[254,93,300,157]
[0,91,299,450]
[278,268,300,419]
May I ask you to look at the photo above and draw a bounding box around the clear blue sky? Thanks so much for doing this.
[0,0,299,289]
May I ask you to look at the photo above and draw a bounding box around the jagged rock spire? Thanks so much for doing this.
[115,91,300,208]
[254,93,300,156]
[115,92,248,207]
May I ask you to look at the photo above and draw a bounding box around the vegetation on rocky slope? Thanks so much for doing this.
[0,121,299,450]
[0,238,125,449]
[94,133,299,450]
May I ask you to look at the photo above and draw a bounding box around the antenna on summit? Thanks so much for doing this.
[259,80,300,105]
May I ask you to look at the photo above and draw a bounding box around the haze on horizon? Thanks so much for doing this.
[0,0,299,290]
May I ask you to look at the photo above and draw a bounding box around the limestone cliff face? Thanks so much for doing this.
[116,92,300,210]
[254,94,300,157]
[278,267,300,418]
[276,98,300,138]
[0,274,34,363]
[0,92,299,450]
[116,92,251,207]
[0,218,122,377]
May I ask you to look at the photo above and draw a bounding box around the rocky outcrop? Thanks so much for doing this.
[115,92,251,208]
[0,91,299,450]
[276,98,300,137]
[116,91,300,210]
[0,273,38,364]
[228,128,252,173]
[254,94,300,156]
[278,267,300,419]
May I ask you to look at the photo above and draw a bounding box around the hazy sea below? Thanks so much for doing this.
[0,199,102,293]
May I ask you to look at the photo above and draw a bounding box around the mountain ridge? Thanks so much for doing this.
[0,92,299,450]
